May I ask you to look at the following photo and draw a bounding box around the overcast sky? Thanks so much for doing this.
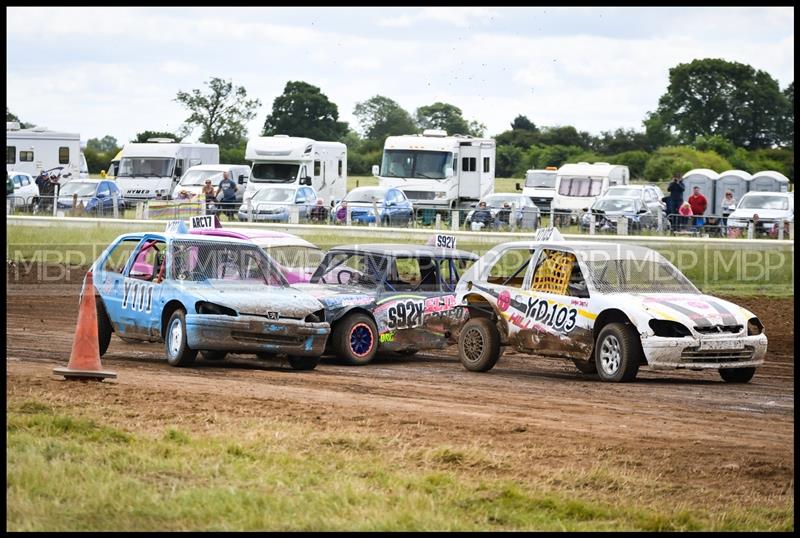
[6,6,795,145]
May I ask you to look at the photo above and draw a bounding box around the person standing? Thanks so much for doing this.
[666,174,685,229]
[678,201,693,231]
[687,185,707,229]
[720,191,736,233]
[215,172,239,220]
[201,178,217,215]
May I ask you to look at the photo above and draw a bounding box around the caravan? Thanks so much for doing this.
[6,122,84,179]
[243,135,347,206]
[550,162,630,225]
[115,139,219,201]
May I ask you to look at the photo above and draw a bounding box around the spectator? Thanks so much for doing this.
[310,198,329,223]
[471,201,494,229]
[335,200,348,224]
[496,202,512,227]
[666,174,685,229]
[201,179,217,214]
[215,172,238,221]
[720,191,736,232]
[678,201,693,231]
[688,185,707,229]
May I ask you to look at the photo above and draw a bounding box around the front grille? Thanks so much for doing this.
[403,190,436,200]
[680,346,754,363]
[694,324,743,334]
[231,331,304,345]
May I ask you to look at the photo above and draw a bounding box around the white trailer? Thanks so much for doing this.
[115,139,219,200]
[550,162,630,225]
[373,129,495,210]
[6,122,84,179]
[518,166,558,211]
[243,135,347,205]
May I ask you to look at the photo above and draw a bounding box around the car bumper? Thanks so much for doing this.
[238,212,288,222]
[641,334,767,369]
[185,314,330,356]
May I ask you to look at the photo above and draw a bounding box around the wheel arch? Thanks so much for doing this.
[95,294,115,333]
[161,300,187,339]
[593,308,647,365]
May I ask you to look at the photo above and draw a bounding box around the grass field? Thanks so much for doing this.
[6,396,792,531]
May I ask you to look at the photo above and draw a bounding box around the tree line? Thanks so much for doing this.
[9,58,794,181]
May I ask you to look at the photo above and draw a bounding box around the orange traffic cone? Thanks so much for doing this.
[53,271,117,381]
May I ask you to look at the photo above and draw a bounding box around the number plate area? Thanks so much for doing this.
[698,339,745,351]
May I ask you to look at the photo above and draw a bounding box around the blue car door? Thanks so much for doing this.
[95,237,142,335]
[118,236,168,340]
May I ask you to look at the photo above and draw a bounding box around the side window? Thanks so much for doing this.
[59,147,70,165]
[13,175,23,188]
[338,160,343,177]
[20,151,34,162]
[314,161,321,176]
[97,183,111,197]
[440,257,475,292]
[483,157,490,173]
[7,146,16,164]
[101,239,140,275]
[530,249,577,296]
[389,257,439,292]
[128,240,167,282]
[461,157,476,172]
[487,248,533,288]
[22,175,31,186]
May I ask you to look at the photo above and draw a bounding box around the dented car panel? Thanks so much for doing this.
[456,240,767,374]
[89,232,330,361]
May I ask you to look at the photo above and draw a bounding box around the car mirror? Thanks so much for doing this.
[238,174,246,184]
[300,176,312,186]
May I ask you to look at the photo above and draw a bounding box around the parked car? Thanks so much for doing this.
[454,239,766,383]
[170,164,251,206]
[56,179,126,214]
[580,196,662,232]
[464,193,540,228]
[7,170,39,209]
[333,186,414,226]
[726,192,794,236]
[237,185,318,222]
[88,230,330,369]
[294,244,479,365]
[601,184,665,216]
[190,227,324,284]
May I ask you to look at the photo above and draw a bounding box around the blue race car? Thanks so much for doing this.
[87,228,330,369]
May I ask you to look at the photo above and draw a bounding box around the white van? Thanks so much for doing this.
[115,139,219,201]
[518,166,557,211]
[6,122,83,179]
[243,135,347,206]
[171,163,251,206]
[551,162,630,225]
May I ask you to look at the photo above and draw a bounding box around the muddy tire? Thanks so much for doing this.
[288,355,319,371]
[200,350,227,362]
[96,298,112,357]
[594,323,640,382]
[572,359,597,375]
[719,367,756,383]
[458,317,501,372]
[333,313,378,366]
[165,310,197,367]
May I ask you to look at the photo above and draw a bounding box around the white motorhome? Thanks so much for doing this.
[6,122,84,179]
[518,166,558,211]
[373,129,495,210]
[551,162,630,225]
[243,135,347,205]
[115,139,219,200]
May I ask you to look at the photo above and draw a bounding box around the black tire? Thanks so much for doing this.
[594,322,640,382]
[164,310,197,367]
[572,359,597,375]
[288,355,319,371]
[200,350,227,361]
[458,317,501,372]
[333,313,378,365]
[719,367,756,383]
[96,298,112,357]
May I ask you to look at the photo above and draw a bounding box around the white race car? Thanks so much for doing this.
[454,239,767,383]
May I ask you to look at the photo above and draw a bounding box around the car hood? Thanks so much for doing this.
[728,208,792,221]
[292,283,375,308]
[179,279,324,317]
[623,293,754,327]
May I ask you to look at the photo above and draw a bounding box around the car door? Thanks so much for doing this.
[96,181,112,212]
[95,237,142,334]
[118,236,168,340]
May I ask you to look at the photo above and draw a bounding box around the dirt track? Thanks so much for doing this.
[6,267,795,511]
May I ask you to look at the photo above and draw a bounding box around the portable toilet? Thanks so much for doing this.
[748,170,790,193]
[715,169,751,215]
[681,168,718,212]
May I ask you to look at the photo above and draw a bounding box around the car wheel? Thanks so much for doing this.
[200,350,227,361]
[719,367,756,383]
[287,355,319,370]
[333,313,378,365]
[165,310,197,367]
[96,298,112,357]
[572,359,597,375]
[594,322,640,382]
[458,317,501,372]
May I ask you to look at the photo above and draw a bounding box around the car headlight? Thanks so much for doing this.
[649,319,692,337]
[196,301,238,316]
[747,317,763,336]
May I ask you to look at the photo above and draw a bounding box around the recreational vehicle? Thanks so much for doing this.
[550,162,630,225]
[6,122,84,179]
[373,129,495,210]
[115,139,219,201]
[518,166,558,211]
[243,136,347,205]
